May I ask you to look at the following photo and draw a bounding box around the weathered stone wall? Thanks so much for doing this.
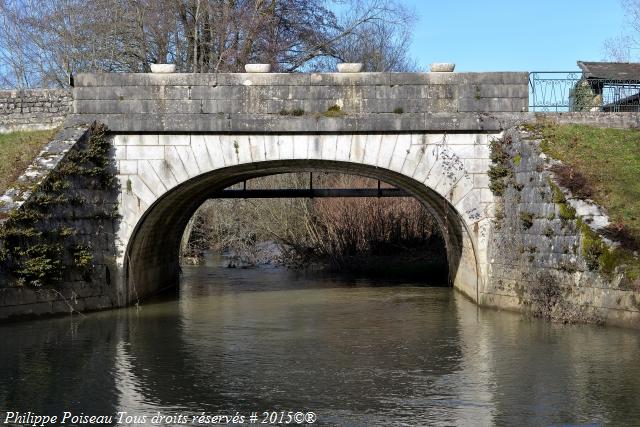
[535,112,640,129]
[112,132,493,308]
[71,72,529,133]
[0,123,120,320]
[481,128,640,327]
[0,89,71,133]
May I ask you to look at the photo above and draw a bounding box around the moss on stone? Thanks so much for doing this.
[513,153,522,167]
[548,178,576,221]
[279,108,305,116]
[581,222,608,271]
[323,104,344,117]
[549,179,566,204]
[559,203,576,221]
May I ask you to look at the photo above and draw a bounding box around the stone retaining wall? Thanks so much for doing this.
[0,89,71,133]
[482,128,640,327]
[0,123,120,321]
[535,112,640,129]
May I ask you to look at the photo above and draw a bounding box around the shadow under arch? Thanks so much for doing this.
[123,160,479,304]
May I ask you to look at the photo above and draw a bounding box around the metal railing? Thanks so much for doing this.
[529,71,640,112]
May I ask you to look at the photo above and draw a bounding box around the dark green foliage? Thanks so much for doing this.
[488,135,515,196]
[279,108,305,116]
[488,164,511,195]
[15,244,63,285]
[0,123,118,288]
[520,212,534,229]
[570,80,597,112]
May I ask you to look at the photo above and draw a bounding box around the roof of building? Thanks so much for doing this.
[578,61,640,80]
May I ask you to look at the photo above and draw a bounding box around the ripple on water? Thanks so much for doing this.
[0,263,639,425]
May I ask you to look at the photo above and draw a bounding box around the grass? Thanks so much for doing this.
[0,130,56,195]
[539,124,640,241]
[539,124,640,286]
[322,104,344,117]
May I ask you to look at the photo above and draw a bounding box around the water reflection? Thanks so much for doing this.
[0,256,639,426]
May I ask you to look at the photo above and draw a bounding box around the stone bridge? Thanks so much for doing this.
[68,71,528,305]
[3,70,638,326]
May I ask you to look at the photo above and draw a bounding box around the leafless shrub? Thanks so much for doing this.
[601,221,640,251]
[525,271,562,319]
[549,163,593,200]
[0,0,416,88]
[521,271,603,325]
[308,186,440,268]
[181,173,442,268]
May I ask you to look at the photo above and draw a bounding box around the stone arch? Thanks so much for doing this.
[113,133,494,306]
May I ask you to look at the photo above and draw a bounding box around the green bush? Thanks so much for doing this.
[570,80,598,112]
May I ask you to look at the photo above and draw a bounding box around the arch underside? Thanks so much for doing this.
[122,160,480,305]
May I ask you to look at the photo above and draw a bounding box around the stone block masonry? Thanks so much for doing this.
[534,112,640,129]
[71,72,529,133]
[113,131,494,306]
[482,128,640,327]
[0,89,71,133]
[0,123,120,320]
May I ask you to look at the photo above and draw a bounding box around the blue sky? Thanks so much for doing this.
[403,0,627,72]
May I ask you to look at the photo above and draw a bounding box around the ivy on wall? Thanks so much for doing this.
[0,123,119,287]
[488,135,517,196]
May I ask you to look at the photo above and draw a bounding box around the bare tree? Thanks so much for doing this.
[329,0,417,71]
[604,0,640,61]
[181,173,441,268]
[0,0,416,87]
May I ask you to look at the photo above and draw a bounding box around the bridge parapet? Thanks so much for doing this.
[72,72,528,133]
[0,89,70,133]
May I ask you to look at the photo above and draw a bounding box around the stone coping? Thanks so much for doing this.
[74,72,529,87]
[67,112,528,133]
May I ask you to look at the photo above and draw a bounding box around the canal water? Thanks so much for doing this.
[1,255,639,426]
